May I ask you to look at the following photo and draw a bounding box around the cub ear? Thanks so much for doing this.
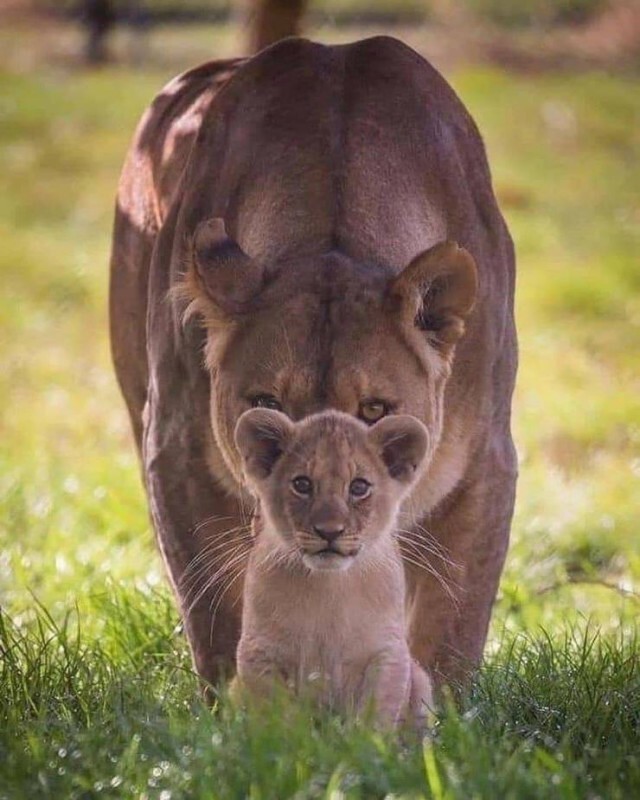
[189,217,265,319]
[391,241,477,349]
[368,415,430,485]
[234,409,294,482]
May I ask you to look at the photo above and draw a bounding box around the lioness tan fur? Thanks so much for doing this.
[109,36,517,694]
[233,409,432,727]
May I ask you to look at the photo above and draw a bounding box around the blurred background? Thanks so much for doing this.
[0,0,638,640]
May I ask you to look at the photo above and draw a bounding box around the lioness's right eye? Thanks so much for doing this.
[291,476,313,496]
[251,394,282,412]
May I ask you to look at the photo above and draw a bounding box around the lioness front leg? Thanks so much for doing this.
[143,222,248,692]
[406,436,517,693]
[145,453,247,692]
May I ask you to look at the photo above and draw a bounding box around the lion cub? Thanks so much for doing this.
[233,408,433,727]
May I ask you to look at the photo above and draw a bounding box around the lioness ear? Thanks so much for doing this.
[368,415,430,485]
[190,218,265,318]
[234,409,294,481]
[391,241,477,348]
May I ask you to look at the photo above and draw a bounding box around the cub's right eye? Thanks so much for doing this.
[251,394,282,411]
[291,476,313,497]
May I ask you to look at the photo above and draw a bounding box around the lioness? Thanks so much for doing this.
[110,36,517,693]
[233,408,432,727]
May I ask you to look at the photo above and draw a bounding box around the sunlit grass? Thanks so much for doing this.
[1,592,638,798]
[0,21,639,797]
[453,68,640,635]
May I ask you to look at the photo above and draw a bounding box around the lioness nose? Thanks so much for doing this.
[313,524,345,544]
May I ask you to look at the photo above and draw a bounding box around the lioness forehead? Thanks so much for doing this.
[228,253,428,418]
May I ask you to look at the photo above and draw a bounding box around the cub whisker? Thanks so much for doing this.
[183,542,251,616]
[181,528,252,595]
[189,514,237,537]
[396,533,461,608]
[401,516,460,571]
[395,524,460,575]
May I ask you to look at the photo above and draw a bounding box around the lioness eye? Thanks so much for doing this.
[251,394,282,411]
[359,400,388,424]
[349,478,371,499]
[292,476,313,496]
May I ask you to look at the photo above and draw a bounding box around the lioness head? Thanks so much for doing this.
[183,218,476,496]
[235,409,429,572]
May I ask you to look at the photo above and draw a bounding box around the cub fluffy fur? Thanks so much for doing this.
[233,408,433,727]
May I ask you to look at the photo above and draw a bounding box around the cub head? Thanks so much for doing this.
[235,408,430,572]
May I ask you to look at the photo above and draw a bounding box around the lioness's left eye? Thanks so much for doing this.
[358,400,388,424]
[349,478,371,499]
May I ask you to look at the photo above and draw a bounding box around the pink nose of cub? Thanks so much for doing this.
[313,524,345,544]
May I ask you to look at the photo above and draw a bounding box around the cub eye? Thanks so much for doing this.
[359,400,388,424]
[251,394,282,412]
[349,478,371,499]
[291,476,313,497]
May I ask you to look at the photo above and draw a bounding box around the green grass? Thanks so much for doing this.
[1,595,639,798]
[1,20,639,798]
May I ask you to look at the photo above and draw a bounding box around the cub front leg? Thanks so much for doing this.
[408,659,434,728]
[364,645,412,728]
[235,639,287,701]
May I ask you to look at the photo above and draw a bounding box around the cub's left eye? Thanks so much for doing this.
[292,476,313,497]
[349,478,371,499]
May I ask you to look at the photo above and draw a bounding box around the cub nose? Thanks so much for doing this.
[313,524,345,544]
